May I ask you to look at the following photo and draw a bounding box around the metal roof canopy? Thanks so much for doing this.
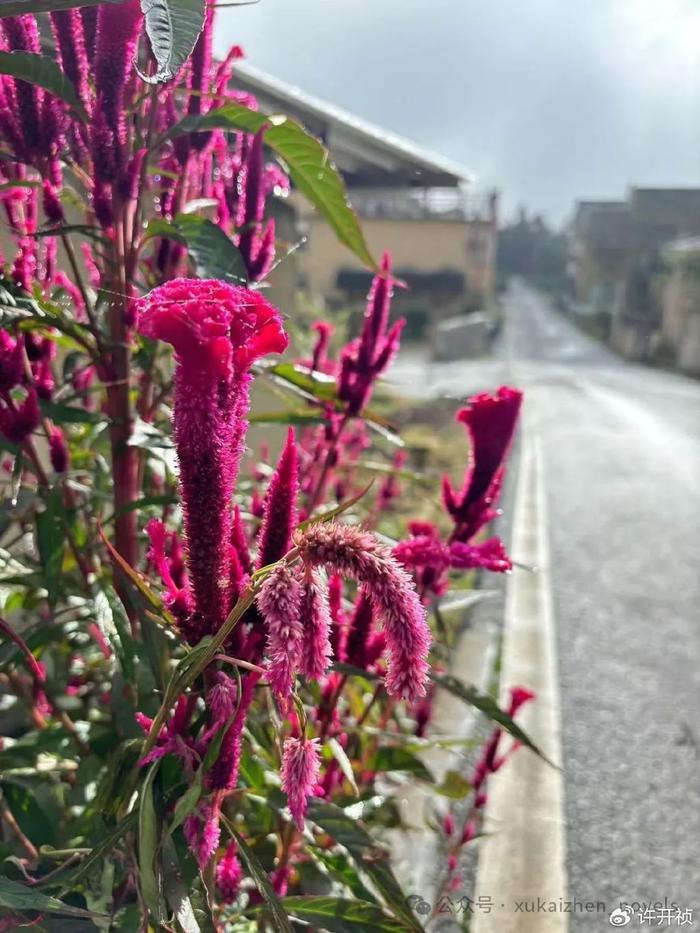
[233,62,474,190]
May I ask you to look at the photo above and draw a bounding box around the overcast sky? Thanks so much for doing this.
[214,0,700,227]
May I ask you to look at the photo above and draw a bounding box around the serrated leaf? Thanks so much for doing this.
[140,0,207,84]
[429,672,552,765]
[0,52,87,120]
[166,102,377,270]
[279,896,411,933]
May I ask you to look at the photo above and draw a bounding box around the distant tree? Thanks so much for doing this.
[497,208,568,289]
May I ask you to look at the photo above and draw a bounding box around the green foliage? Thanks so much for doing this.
[167,101,378,270]
[0,52,88,121]
[140,0,207,84]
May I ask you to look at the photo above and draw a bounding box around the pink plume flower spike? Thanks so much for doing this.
[298,568,333,681]
[208,672,259,791]
[49,11,90,113]
[0,388,40,445]
[296,522,431,700]
[184,800,221,869]
[310,320,333,373]
[0,332,25,392]
[444,386,523,541]
[135,279,287,639]
[256,564,303,701]
[256,427,299,569]
[217,840,242,902]
[48,426,69,473]
[1,16,43,159]
[94,0,142,148]
[449,537,512,573]
[281,734,321,830]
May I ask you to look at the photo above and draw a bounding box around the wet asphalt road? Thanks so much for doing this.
[390,281,700,927]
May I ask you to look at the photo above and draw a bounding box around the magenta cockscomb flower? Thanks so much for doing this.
[281,734,321,830]
[296,522,431,700]
[443,386,523,542]
[136,279,287,639]
[256,428,299,569]
[256,564,303,699]
[338,253,405,415]
[298,568,333,681]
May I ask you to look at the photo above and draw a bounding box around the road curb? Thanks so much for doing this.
[473,404,569,932]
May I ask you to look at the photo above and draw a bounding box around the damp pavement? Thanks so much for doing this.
[389,280,700,929]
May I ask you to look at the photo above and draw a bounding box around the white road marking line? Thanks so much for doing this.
[473,404,569,932]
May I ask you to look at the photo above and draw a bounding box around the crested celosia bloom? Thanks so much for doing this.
[256,427,299,569]
[256,564,303,700]
[443,386,523,542]
[136,279,287,640]
[280,734,321,830]
[295,522,431,700]
[298,568,333,681]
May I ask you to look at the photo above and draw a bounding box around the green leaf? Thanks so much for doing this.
[429,672,552,765]
[140,0,207,84]
[145,214,247,283]
[0,0,121,13]
[373,746,434,782]
[39,399,103,425]
[166,102,377,270]
[56,811,138,893]
[249,409,324,425]
[279,896,411,933]
[269,362,339,403]
[35,487,65,609]
[168,768,203,836]
[435,769,472,799]
[138,762,162,922]
[162,835,202,933]
[327,738,359,797]
[307,802,423,932]
[223,821,293,933]
[0,52,87,121]
[0,876,106,920]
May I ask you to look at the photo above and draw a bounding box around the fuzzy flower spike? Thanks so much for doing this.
[295,522,431,700]
[136,279,287,639]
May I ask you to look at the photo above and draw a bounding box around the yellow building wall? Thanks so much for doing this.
[298,212,496,307]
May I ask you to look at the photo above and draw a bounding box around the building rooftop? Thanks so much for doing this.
[233,62,475,190]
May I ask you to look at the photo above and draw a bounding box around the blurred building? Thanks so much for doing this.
[234,63,498,335]
[570,188,700,366]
